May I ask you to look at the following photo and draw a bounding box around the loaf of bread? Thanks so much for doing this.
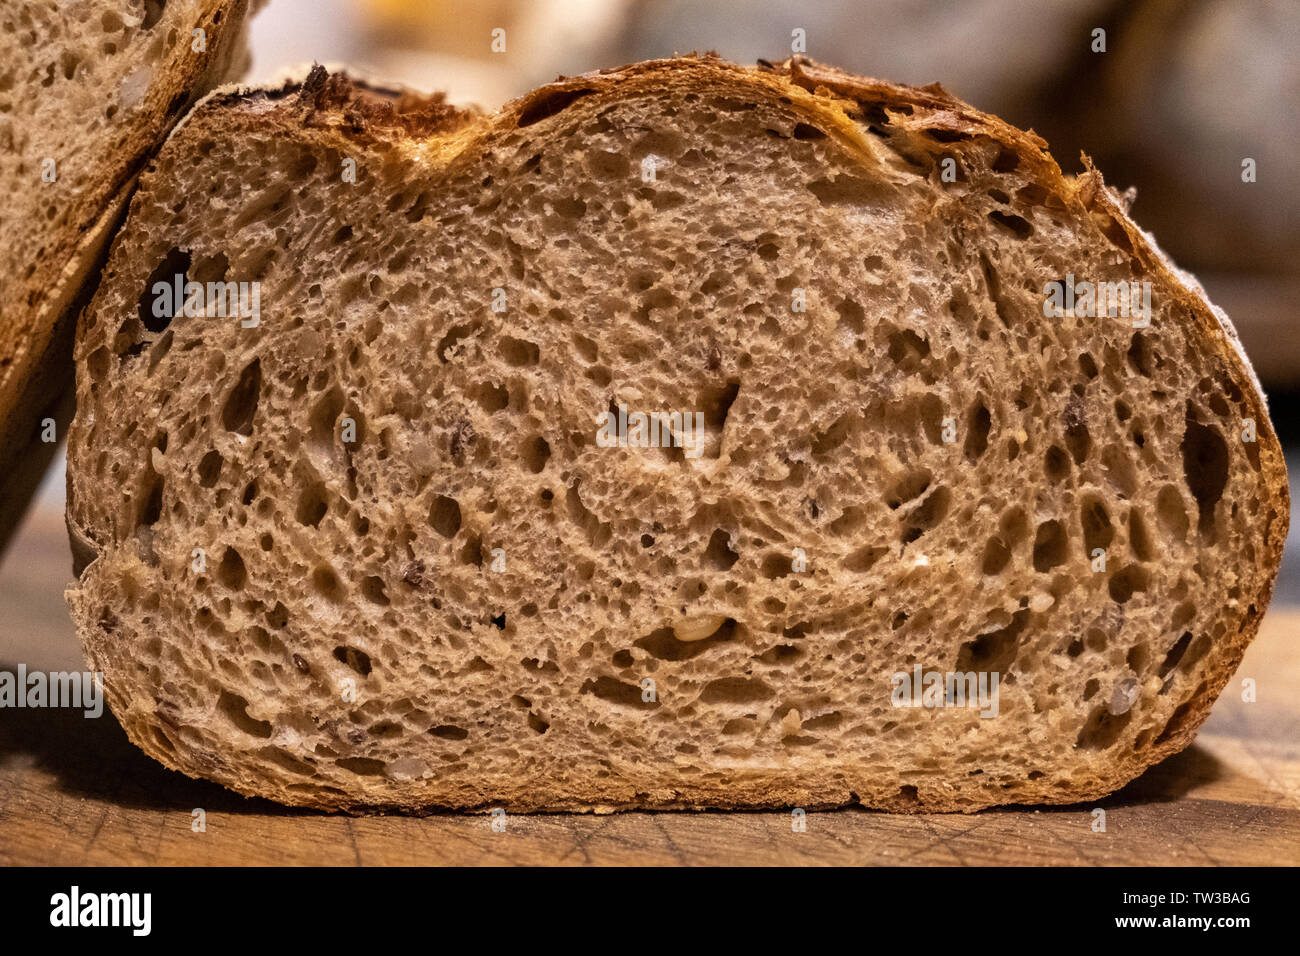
[0,0,255,556]
[66,57,1288,812]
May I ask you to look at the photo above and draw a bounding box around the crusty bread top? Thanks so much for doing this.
[183,53,1279,404]
[66,54,1288,812]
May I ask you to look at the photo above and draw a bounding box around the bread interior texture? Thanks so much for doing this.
[67,64,1287,811]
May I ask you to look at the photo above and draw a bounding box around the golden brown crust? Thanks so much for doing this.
[201,63,479,140]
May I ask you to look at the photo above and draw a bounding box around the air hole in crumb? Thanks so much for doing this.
[992,148,1020,172]
[197,449,223,487]
[429,495,462,538]
[499,336,540,366]
[1108,564,1149,604]
[923,127,970,143]
[138,247,192,334]
[1101,444,1138,497]
[473,382,509,412]
[886,327,929,370]
[581,675,658,709]
[1032,520,1068,572]
[312,566,344,602]
[1127,331,1157,377]
[142,0,166,30]
[523,435,550,473]
[430,724,469,740]
[807,173,890,206]
[700,380,740,433]
[1064,404,1090,465]
[1155,698,1198,745]
[844,544,888,572]
[1180,412,1228,535]
[900,487,951,544]
[336,758,386,776]
[333,645,372,676]
[1076,706,1130,750]
[1098,213,1134,255]
[361,575,389,606]
[964,399,991,461]
[308,385,344,452]
[636,619,736,661]
[1128,508,1155,561]
[988,210,1033,238]
[1156,485,1189,541]
[217,690,272,738]
[296,481,328,527]
[699,676,774,704]
[1044,445,1071,482]
[139,476,163,527]
[220,359,261,435]
[1158,632,1193,678]
[703,529,739,570]
[887,468,931,509]
[981,536,1011,575]
[812,415,854,456]
[516,87,596,127]
[1080,495,1113,554]
[759,552,792,579]
[956,609,1029,673]
[436,322,477,365]
[216,547,246,589]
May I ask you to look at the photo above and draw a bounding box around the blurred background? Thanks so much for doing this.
[4,0,1299,665]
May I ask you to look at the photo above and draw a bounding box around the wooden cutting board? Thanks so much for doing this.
[1,507,1296,866]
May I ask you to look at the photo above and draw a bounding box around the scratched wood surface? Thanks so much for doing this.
[1,506,1297,866]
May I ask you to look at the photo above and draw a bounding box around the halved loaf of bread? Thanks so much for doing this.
[66,57,1288,812]
[0,0,256,556]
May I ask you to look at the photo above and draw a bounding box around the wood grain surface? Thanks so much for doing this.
[1,506,1296,866]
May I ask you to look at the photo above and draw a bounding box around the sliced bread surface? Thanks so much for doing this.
[66,58,1288,812]
[0,0,255,555]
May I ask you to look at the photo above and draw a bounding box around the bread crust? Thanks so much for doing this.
[66,55,1289,813]
[0,0,255,558]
